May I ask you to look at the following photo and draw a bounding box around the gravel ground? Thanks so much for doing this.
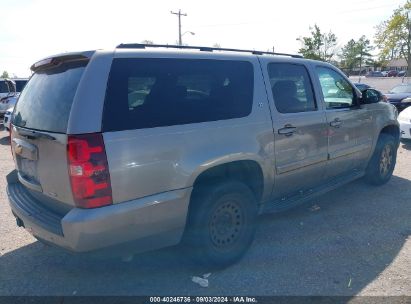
[0,128,410,297]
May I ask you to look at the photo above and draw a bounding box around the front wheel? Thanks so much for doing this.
[185,181,258,268]
[365,134,397,185]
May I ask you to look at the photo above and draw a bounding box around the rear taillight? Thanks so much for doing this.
[67,133,113,208]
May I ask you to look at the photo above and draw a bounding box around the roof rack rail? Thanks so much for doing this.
[116,43,303,58]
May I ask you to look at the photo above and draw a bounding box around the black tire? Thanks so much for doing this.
[365,134,397,185]
[184,181,258,268]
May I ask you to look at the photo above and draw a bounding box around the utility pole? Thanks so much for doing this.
[171,9,187,46]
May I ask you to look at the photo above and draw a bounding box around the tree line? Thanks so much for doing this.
[297,0,411,74]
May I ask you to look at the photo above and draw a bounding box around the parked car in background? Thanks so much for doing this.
[365,71,384,78]
[397,71,407,77]
[0,79,21,116]
[4,106,13,131]
[0,94,19,115]
[398,107,411,142]
[0,78,27,100]
[385,84,411,112]
[354,83,387,102]
[381,71,388,77]
[6,45,400,267]
[398,106,411,141]
[387,70,399,77]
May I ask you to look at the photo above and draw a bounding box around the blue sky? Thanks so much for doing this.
[0,0,406,77]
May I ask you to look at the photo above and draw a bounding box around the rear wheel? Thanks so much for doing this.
[365,134,397,185]
[185,181,258,268]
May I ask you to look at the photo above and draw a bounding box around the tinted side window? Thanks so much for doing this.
[268,63,316,113]
[103,58,254,132]
[316,67,355,109]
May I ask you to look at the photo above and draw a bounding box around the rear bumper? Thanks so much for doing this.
[6,171,192,255]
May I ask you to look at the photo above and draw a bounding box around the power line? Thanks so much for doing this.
[171,9,187,46]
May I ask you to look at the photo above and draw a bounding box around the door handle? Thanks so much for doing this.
[278,124,297,136]
[330,118,342,128]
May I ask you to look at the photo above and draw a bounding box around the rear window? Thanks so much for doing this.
[12,61,87,133]
[103,58,254,132]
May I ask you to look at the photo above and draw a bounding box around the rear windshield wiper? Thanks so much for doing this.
[16,128,56,141]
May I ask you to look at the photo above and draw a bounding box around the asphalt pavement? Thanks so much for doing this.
[0,129,410,297]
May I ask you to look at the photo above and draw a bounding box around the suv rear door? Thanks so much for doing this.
[260,59,328,200]
[10,56,89,213]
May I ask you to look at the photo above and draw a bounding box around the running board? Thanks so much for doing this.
[260,171,365,214]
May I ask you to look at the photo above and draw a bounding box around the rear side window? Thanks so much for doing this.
[103,58,254,131]
[12,61,87,133]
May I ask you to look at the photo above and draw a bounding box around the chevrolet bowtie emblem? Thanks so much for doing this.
[15,144,23,155]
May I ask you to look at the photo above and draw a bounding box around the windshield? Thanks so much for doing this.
[390,85,411,94]
[12,61,87,133]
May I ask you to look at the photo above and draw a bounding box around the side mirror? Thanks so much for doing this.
[360,89,380,104]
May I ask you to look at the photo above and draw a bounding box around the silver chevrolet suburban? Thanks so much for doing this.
[6,44,400,267]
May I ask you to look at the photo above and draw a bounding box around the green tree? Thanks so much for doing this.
[297,24,337,62]
[374,0,411,70]
[340,36,373,73]
[340,39,358,71]
[356,36,374,69]
[1,71,9,78]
